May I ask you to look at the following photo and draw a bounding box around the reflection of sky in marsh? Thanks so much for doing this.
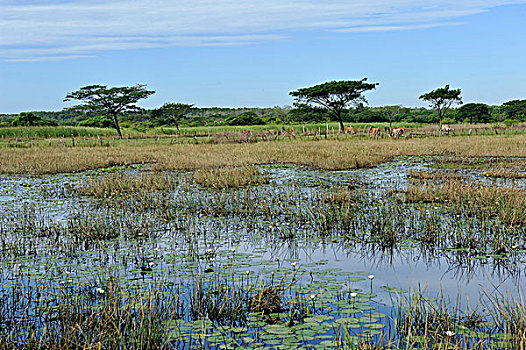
[266,156,428,192]
[1,156,525,308]
[231,229,524,308]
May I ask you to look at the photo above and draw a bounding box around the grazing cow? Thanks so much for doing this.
[344,125,356,135]
[368,126,381,137]
[392,127,405,138]
[441,124,453,135]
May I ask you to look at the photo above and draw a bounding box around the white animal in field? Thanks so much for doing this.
[441,124,453,135]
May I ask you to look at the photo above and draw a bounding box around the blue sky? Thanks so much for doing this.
[1,0,525,113]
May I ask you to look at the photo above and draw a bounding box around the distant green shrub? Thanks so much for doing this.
[78,115,114,128]
[455,103,492,123]
[503,119,520,127]
[223,112,265,126]
[11,112,57,126]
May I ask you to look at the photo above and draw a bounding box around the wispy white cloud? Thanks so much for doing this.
[5,55,96,63]
[1,0,525,61]
[332,21,466,33]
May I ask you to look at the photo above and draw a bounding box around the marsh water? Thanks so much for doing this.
[1,156,525,348]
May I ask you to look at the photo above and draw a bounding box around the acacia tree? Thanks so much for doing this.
[64,84,155,139]
[153,102,194,133]
[289,79,378,131]
[419,85,462,130]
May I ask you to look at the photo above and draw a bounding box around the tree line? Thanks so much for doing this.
[1,82,525,137]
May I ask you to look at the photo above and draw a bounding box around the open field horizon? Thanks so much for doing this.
[1,132,525,175]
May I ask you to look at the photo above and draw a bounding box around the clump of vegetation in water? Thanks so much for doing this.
[193,165,269,189]
[394,290,526,349]
[75,171,179,198]
[406,177,526,227]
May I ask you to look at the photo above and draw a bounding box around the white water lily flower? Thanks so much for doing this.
[350,292,358,298]
[368,275,375,280]
[310,294,316,299]
[291,262,297,268]
[95,287,105,294]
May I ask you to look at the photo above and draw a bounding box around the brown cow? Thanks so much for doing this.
[368,126,381,137]
[344,125,356,134]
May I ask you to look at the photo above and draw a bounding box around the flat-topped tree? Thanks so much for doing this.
[152,102,194,133]
[64,84,155,139]
[289,79,378,132]
[419,84,462,130]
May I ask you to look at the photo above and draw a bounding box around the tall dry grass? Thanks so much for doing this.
[406,178,526,227]
[76,172,178,198]
[193,165,268,189]
[1,134,525,174]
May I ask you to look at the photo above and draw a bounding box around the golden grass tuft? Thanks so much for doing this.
[75,172,178,198]
[406,178,526,226]
[482,169,526,179]
[193,165,268,189]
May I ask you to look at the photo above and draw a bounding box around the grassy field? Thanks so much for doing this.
[148,121,425,135]
[0,133,525,174]
[1,122,525,141]
[0,125,119,139]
